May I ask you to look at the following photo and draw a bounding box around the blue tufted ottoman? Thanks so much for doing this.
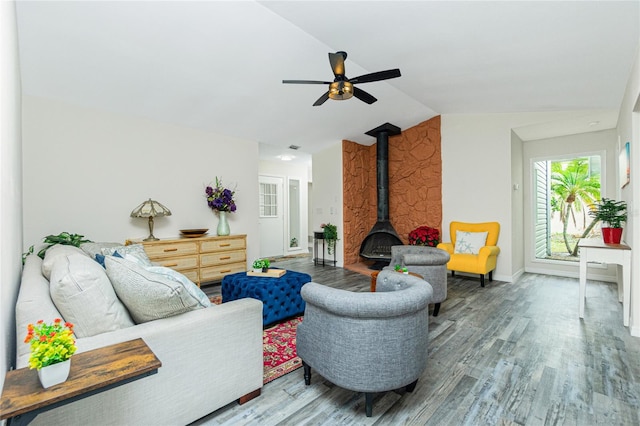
[221,270,311,326]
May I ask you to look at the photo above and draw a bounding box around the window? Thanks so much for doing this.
[533,155,601,262]
[260,183,278,217]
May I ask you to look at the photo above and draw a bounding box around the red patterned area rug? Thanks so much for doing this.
[210,296,303,384]
[263,316,303,384]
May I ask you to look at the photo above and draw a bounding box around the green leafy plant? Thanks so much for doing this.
[394,264,408,273]
[290,237,298,248]
[23,232,92,264]
[321,223,338,255]
[588,198,627,228]
[252,258,270,271]
[24,319,77,370]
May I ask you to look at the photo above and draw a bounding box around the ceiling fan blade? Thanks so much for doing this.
[350,69,401,84]
[353,87,377,104]
[313,91,330,106]
[283,80,331,85]
[328,52,346,77]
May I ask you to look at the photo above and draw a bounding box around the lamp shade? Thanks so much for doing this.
[130,199,171,241]
[130,199,172,218]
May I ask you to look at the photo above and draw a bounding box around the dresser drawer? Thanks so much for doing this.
[144,242,198,259]
[200,263,246,283]
[153,255,198,271]
[200,237,246,253]
[200,250,246,267]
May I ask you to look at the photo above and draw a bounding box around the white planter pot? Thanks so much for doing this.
[37,359,71,388]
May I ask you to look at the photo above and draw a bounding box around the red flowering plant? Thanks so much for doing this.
[408,226,440,247]
[24,319,76,370]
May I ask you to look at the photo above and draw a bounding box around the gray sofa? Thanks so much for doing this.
[296,270,432,416]
[15,252,263,426]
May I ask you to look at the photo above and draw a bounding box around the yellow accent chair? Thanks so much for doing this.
[436,221,500,287]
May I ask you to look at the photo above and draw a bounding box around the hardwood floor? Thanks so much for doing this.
[193,256,640,425]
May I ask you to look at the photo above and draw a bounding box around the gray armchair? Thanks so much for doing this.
[384,245,450,316]
[296,270,432,417]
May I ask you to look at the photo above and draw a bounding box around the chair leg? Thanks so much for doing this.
[489,271,493,281]
[365,393,374,417]
[302,361,311,385]
[451,271,455,277]
[480,274,485,287]
[406,379,418,392]
[433,302,441,317]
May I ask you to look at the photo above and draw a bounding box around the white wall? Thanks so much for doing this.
[522,129,618,279]
[258,159,310,256]
[311,143,343,267]
[617,43,640,337]
[22,96,261,266]
[0,0,23,389]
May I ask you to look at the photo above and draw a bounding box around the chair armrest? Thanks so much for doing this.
[478,245,500,261]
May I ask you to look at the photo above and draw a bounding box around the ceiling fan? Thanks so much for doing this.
[283,51,401,106]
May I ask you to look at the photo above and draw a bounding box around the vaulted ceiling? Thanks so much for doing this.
[15,1,639,163]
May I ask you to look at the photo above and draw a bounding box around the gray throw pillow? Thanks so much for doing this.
[80,242,122,259]
[49,253,135,337]
[104,256,210,324]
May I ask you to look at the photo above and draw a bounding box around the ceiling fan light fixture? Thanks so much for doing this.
[328,81,354,100]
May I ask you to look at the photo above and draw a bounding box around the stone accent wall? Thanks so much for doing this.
[342,116,442,265]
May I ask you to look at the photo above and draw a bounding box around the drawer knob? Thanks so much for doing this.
[164,248,178,252]
[164,263,178,267]
[220,256,231,260]
[220,269,231,273]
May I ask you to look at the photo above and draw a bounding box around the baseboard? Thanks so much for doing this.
[524,266,617,283]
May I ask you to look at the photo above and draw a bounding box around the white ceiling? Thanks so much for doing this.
[15,1,640,163]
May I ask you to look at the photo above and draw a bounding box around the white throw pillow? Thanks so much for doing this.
[105,256,210,324]
[454,231,488,254]
[49,253,135,337]
[42,245,89,280]
[101,244,152,267]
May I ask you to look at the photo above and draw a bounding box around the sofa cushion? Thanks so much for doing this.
[42,244,89,280]
[454,231,488,254]
[105,256,211,324]
[101,244,152,267]
[49,253,135,337]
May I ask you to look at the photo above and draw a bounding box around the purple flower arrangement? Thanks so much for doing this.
[205,177,237,213]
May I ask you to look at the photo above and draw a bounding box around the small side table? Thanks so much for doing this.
[313,231,336,267]
[578,238,632,326]
[0,338,161,426]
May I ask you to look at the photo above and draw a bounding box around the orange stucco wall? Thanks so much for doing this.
[342,116,442,265]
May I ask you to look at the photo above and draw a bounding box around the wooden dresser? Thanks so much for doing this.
[127,234,247,286]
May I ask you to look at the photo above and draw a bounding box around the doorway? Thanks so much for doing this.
[258,175,284,258]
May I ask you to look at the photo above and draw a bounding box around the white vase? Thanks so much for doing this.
[217,211,230,236]
[38,359,70,388]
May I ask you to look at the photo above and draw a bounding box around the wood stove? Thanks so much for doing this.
[359,123,403,268]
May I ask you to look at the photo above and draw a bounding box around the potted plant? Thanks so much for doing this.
[24,319,77,388]
[394,264,408,274]
[252,258,270,273]
[321,223,338,255]
[588,198,627,244]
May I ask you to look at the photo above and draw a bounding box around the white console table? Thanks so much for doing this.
[578,238,631,326]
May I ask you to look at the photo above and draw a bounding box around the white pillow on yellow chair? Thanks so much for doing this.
[454,231,488,254]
